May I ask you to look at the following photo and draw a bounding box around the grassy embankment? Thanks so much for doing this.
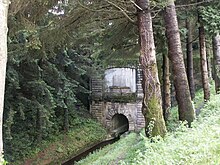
[77,86,220,165]
[14,119,107,165]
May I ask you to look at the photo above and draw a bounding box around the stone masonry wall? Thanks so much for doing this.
[90,67,145,132]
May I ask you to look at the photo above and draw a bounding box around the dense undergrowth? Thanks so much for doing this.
[13,118,107,165]
[77,88,220,165]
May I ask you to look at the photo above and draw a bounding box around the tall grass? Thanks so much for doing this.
[131,94,220,165]
[78,90,220,165]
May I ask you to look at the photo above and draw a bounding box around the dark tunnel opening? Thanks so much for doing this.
[111,114,129,136]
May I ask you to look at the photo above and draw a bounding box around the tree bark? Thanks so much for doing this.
[162,53,171,122]
[213,34,220,94]
[186,19,195,100]
[198,15,210,101]
[0,0,9,161]
[163,1,195,125]
[211,57,215,80]
[136,0,166,137]
[206,48,212,79]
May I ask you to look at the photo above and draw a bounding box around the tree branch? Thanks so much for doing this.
[77,0,112,12]
[105,0,135,23]
[176,0,214,9]
[129,0,142,11]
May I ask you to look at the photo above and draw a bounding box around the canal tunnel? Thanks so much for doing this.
[111,114,129,135]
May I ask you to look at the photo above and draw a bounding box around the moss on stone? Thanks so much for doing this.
[103,93,136,103]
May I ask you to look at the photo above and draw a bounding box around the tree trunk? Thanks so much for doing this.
[0,0,9,161]
[206,48,212,79]
[211,57,215,80]
[136,0,166,137]
[162,53,171,122]
[163,1,195,126]
[213,34,220,94]
[186,19,195,100]
[198,15,210,101]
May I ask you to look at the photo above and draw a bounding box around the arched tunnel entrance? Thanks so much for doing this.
[111,114,129,136]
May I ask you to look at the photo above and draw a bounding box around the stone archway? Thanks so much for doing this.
[111,114,129,134]
[105,102,135,131]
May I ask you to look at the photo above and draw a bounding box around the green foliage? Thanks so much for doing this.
[103,93,136,102]
[3,45,97,161]
[200,5,220,34]
[76,133,139,165]
[5,1,107,163]
[5,0,220,164]
[4,47,94,162]
[132,94,220,165]
[4,25,97,162]
[14,119,107,165]
[76,89,220,165]
[0,155,8,165]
